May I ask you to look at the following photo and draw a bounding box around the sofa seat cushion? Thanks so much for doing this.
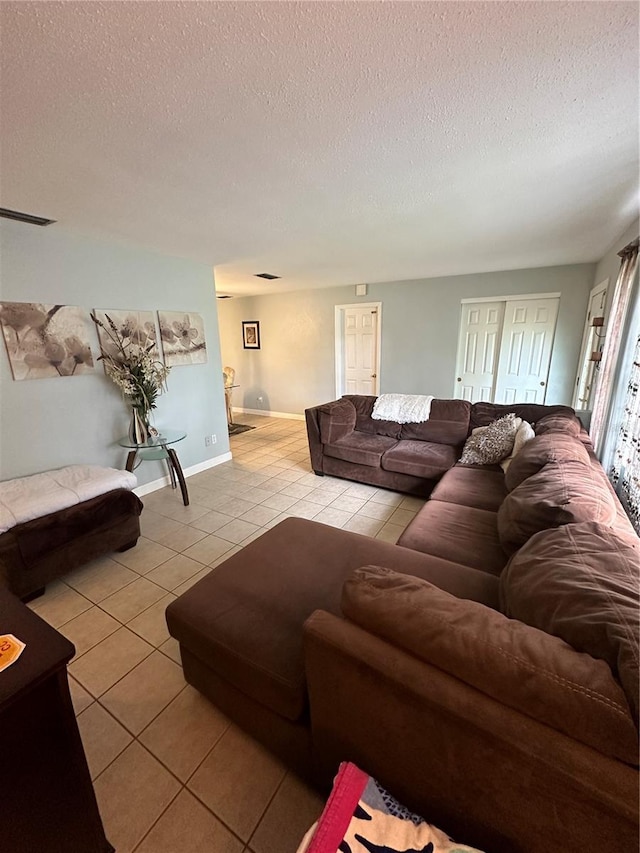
[380,441,458,479]
[324,433,398,468]
[397,502,507,575]
[500,522,640,726]
[165,518,500,723]
[431,464,507,512]
[498,461,617,554]
[343,566,639,764]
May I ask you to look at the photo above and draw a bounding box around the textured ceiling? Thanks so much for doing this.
[1,1,638,296]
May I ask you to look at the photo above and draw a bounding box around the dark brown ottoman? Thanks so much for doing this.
[0,489,143,600]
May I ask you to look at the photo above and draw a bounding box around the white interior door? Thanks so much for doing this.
[494,297,559,404]
[336,304,380,396]
[454,302,505,402]
[573,280,608,410]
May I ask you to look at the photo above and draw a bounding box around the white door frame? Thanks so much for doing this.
[335,302,382,398]
[572,278,609,409]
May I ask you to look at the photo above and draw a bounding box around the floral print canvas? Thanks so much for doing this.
[0,302,95,381]
[92,309,160,369]
[157,311,208,366]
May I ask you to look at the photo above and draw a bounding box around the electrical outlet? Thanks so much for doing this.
[204,435,211,447]
[211,434,217,444]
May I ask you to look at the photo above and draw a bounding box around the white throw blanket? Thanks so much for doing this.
[0,465,137,535]
[371,394,434,424]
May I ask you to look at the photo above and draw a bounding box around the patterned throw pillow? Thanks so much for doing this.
[460,413,519,465]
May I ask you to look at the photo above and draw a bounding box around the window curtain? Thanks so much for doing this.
[610,331,640,532]
[590,238,639,452]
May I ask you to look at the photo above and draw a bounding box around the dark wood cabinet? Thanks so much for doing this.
[0,588,113,852]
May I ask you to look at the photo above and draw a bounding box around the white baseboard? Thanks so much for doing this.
[133,451,233,498]
[232,407,305,421]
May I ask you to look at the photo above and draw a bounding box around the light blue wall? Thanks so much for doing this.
[0,220,228,483]
[218,263,596,414]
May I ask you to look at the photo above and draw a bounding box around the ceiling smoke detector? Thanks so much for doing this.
[254,273,281,280]
[0,207,56,226]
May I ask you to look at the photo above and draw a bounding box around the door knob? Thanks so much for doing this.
[540,381,545,386]
[457,377,462,382]
[371,374,377,378]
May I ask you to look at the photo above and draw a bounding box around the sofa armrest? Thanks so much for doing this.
[303,610,639,853]
[305,399,357,473]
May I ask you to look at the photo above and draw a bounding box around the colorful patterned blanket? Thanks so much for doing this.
[297,762,484,853]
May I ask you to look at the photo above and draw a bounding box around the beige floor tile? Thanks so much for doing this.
[150,500,212,524]
[158,636,182,664]
[172,565,212,596]
[272,468,305,483]
[111,537,177,574]
[279,483,313,500]
[304,488,337,507]
[77,702,133,779]
[260,492,298,512]
[387,507,417,527]
[60,606,121,657]
[188,726,286,841]
[65,558,139,603]
[262,512,294,529]
[157,523,208,552]
[189,508,235,533]
[127,593,176,646]
[329,495,367,513]
[140,685,229,781]
[286,500,322,520]
[29,584,92,629]
[239,504,281,526]
[240,528,268,546]
[69,626,154,697]
[183,534,234,565]
[400,495,426,511]
[145,554,205,591]
[312,507,353,528]
[242,486,279,503]
[343,515,384,536]
[250,772,324,853]
[140,510,183,543]
[368,490,404,506]
[343,482,380,498]
[94,742,180,853]
[375,522,406,544]
[216,496,259,518]
[357,501,396,521]
[215,518,260,545]
[101,650,185,735]
[68,675,94,715]
[135,789,243,853]
[100,576,167,622]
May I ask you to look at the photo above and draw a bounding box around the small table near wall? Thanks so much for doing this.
[117,429,189,506]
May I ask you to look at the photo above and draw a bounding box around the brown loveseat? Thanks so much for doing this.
[166,402,639,853]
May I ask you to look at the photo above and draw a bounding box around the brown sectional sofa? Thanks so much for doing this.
[166,400,639,853]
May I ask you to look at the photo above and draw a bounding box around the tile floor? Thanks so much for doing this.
[29,413,425,853]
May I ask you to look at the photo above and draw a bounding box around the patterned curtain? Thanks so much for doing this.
[590,239,639,452]
[610,332,640,533]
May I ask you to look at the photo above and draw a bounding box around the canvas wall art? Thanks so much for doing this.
[158,311,208,366]
[92,309,160,368]
[0,301,95,381]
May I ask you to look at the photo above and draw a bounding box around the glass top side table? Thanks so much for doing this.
[117,429,189,506]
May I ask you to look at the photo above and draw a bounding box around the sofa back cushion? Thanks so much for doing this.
[500,522,640,726]
[534,412,583,438]
[505,433,591,492]
[399,399,471,446]
[343,395,401,439]
[318,398,357,444]
[342,565,638,763]
[497,460,617,554]
[470,402,575,431]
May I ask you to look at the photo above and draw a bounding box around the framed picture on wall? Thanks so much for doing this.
[242,320,260,349]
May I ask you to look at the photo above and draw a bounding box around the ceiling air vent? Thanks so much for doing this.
[254,273,281,280]
[0,207,56,226]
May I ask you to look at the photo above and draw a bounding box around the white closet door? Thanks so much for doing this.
[343,306,379,395]
[454,302,505,402]
[494,298,559,404]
